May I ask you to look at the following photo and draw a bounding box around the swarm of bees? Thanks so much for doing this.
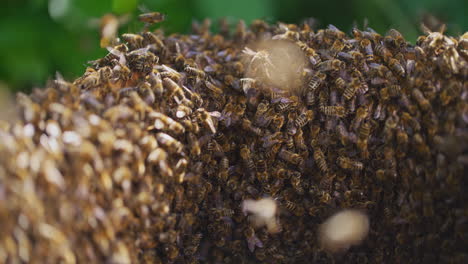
[0,13,467,263]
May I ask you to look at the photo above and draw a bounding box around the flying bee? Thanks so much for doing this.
[411,88,431,112]
[308,72,327,92]
[278,148,303,166]
[317,59,343,72]
[388,58,405,77]
[313,148,328,172]
[139,11,165,24]
[337,156,364,171]
[98,14,120,48]
[322,106,346,117]
[343,77,360,100]
[294,110,314,128]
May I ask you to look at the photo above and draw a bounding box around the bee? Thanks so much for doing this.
[330,38,346,57]
[411,88,431,112]
[388,58,406,77]
[294,129,308,151]
[360,38,374,62]
[184,65,206,79]
[155,132,183,154]
[324,24,346,39]
[294,110,314,128]
[136,81,155,105]
[147,148,173,177]
[242,118,262,136]
[374,44,392,62]
[358,120,372,141]
[284,200,300,214]
[240,144,256,172]
[334,77,346,91]
[337,156,364,171]
[276,96,299,113]
[322,106,346,117]
[306,91,316,106]
[278,148,303,166]
[240,78,257,94]
[296,41,321,65]
[244,226,263,252]
[386,29,406,48]
[98,14,120,48]
[343,77,360,100]
[142,31,165,50]
[121,33,144,49]
[308,72,327,92]
[138,12,165,24]
[313,148,328,172]
[387,84,401,98]
[290,173,305,195]
[150,112,185,135]
[256,159,268,182]
[317,59,343,72]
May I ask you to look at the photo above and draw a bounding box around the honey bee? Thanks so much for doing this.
[324,24,346,39]
[374,43,392,62]
[138,12,165,25]
[186,133,200,158]
[317,59,343,72]
[296,41,322,65]
[121,33,144,50]
[278,148,303,166]
[343,77,360,100]
[308,72,327,92]
[98,14,120,48]
[185,65,206,79]
[322,106,346,117]
[360,38,374,62]
[386,29,406,48]
[147,148,173,177]
[411,88,431,112]
[313,148,328,172]
[388,58,406,77]
[330,39,346,57]
[240,144,256,172]
[294,110,314,128]
[334,77,346,91]
[155,132,183,154]
[337,156,364,171]
[306,91,316,106]
[150,112,185,135]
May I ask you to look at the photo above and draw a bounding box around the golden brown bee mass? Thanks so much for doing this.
[0,15,467,264]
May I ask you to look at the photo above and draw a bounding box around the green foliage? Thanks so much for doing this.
[0,0,466,91]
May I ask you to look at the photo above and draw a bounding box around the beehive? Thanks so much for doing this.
[0,19,467,263]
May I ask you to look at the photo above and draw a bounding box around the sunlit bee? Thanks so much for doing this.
[138,12,166,24]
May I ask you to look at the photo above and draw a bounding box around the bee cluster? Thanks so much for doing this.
[0,18,467,263]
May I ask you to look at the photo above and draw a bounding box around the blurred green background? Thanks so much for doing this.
[0,0,466,92]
